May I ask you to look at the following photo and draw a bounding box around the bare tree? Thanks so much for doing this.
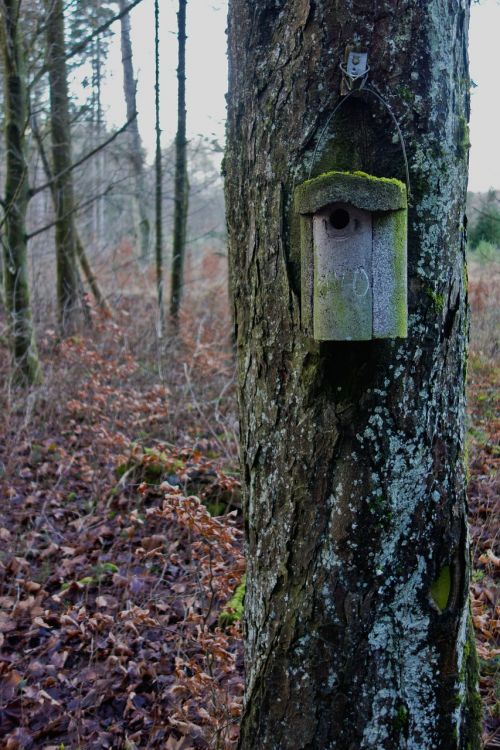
[1,0,41,383]
[118,0,150,262]
[31,114,110,314]
[169,0,188,324]
[45,0,84,332]
[154,0,164,335]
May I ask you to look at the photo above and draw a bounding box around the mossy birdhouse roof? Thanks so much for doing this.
[295,171,407,214]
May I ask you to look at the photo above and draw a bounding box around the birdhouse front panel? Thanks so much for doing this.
[313,202,373,341]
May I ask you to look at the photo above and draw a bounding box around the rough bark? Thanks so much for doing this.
[46,0,83,333]
[225,1,481,749]
[169,0,188,323]
[118,0,150,262]
[1,0,42,384]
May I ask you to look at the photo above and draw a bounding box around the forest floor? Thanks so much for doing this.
[0,258,498,749]
[467,257,499,749]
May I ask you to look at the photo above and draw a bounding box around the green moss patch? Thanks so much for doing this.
[295,170,407,215]
[426,287,445,311]
[430,565,451,611]
[219,575,246,628]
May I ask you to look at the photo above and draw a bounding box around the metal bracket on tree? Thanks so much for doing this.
[340,47,370,94]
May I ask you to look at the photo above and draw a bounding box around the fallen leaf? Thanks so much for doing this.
[0,612,16,633]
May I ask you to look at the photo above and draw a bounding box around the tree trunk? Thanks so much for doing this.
[118,0,150,262]
[169,0,188,324]
[154,0,164,336]
[225,2,481,749]
[91,36,105,244]
[31,114,110,315]
[46,0,83,333]
[1,0,42,384]
[74,235,109,315]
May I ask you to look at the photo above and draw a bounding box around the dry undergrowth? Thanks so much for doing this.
[0,257,244,749]
[0,248,497,748]
[467,257,500,749]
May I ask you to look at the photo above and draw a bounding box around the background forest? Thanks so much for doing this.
[0,0,498,748]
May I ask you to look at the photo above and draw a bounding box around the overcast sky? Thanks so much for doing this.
[99,0,499,192]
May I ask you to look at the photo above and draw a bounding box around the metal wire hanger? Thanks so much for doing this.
[308,54,412,204]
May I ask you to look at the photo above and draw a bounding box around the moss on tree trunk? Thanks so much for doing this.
[1,0,42,384]
[225,1,481,748]
[46,0,83,333]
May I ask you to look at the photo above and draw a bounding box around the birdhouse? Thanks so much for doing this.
[294,171,407,341]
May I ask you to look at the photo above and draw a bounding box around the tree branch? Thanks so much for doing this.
[26,184,114,240]
[66,0,145,63]
[29,114,137,198]
[29,0,145,90]
[31,113,56,200]
[472,206,500,222]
